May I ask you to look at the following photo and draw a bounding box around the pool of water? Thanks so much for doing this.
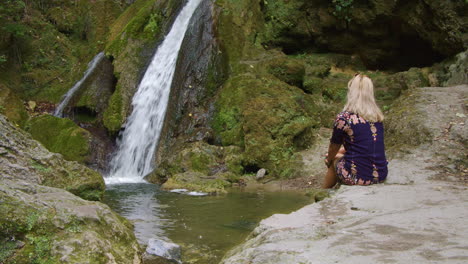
[103,183,311,263]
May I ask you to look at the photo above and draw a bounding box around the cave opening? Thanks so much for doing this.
[72,106,97,124]
[276,28,447,72]
[242,163,261,174]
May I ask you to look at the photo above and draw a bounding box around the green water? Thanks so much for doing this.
[103,183,311,263]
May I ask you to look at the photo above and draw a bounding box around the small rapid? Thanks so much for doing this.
[105,0,203,184]
[54,52,105,117]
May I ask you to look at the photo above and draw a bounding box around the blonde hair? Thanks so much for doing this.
[343,74,384,122]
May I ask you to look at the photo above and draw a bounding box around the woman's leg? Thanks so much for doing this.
[322,163,337,188]
[322,147,345,189]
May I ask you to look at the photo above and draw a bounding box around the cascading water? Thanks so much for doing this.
[105,0,203,184]
[54,52,105,117]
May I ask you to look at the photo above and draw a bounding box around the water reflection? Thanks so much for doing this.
[103,183,311,263]
[104,183,171,244]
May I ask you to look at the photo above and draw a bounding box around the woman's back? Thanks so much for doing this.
[331,111,388,185]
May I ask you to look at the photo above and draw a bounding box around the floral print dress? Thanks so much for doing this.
[331,111,388,185]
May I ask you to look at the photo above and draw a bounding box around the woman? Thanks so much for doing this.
[323,74,388,188]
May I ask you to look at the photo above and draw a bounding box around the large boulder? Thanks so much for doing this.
[0,114,104,201]
[26,114,93,163]
[0,179,141,264]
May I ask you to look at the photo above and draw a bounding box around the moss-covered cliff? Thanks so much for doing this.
[0,0,466,193]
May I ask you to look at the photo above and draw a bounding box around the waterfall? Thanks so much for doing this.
[54,52,105,117]
[105,0,203,184]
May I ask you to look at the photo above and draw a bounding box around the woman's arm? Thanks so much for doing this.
[325,143,342,167]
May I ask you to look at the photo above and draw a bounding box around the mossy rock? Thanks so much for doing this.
[215,0,265,71]
[265,56,305,87]
[103,0,185,133]
[212,73,320,178]
[384,89,432,152]
[0,180,140,263]
[0,84,28,128]
[1,114,104,201]
[305,188,330,202]
[148,142,243,185]
[26,114,92,163]
[320,72,351,102]
[162,171,231,194]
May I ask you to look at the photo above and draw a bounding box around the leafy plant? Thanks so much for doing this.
[144,13,161,35]
[0,54,7,65]
[331,0,354,23]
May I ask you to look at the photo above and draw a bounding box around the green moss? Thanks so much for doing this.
[163,172,231,194]
[321,72,351,102]
[266,57,305,87]
[106,0,160,56]
[26,114,91,162]
[68,182,104,201]
[0,84,29,128]
[302,76,323,94]
[213,72,319,178]
[0,197,57,264]
[103,84,124,133]
[0,239,17,263]
[305,188,329,202]
[212,106,243,146]
[190,152,211,174]
[215,0,264,71]
[258,0,303,47]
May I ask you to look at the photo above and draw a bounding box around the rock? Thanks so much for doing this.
[146,239,182,263]
[72,54,115,121]
[259,0,466,70]
[27,101,37,111]
[142,252,179,264]
[0,84,29,128]
[161,171,230,194]
[256,168,266,180]
[0,114,104,201]
[432,50,468,86]
[220,85,468,263]
[103,0,186,133]
[26,114,93,163]
[0,179,141,264]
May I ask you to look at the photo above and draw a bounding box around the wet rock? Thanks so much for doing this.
[103,0,186,133]
[73,55,116,121]
[146,239,182,263]
[256,168,266,180]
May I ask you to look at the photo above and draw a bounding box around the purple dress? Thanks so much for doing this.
[330,111,388,185]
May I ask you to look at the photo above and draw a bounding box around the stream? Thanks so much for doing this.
[103,183,311,263]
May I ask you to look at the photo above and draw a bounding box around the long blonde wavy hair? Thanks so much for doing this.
[343,74,384,122]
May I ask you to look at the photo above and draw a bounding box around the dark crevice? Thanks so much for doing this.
[71,106,97,124]
[242,164,261,174]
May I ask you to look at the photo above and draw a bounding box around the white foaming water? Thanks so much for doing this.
[105,0,203,184]
[54,52,105,117]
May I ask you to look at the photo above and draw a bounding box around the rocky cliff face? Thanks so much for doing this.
[259,0,467,70]
[143,0,467,192]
